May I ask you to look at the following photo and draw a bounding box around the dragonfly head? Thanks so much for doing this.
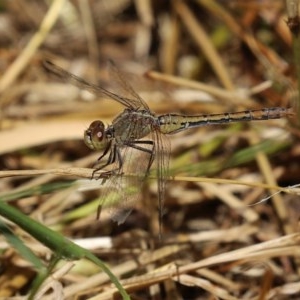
[84,120,109,150]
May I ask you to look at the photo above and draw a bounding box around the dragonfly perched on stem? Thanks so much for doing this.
[44,60,293,236]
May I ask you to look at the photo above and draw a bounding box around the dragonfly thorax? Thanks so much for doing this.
[112,109,157,144]
[84,120,111,151]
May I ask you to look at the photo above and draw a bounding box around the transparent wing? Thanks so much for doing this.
[152,128,170,234]
[43,60,142,110]
[94,123,170,227]
[107,60,150,111]
[96,142,154,224]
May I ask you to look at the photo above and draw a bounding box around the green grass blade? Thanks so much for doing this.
[0,219,45,270]
[0,199,130,299]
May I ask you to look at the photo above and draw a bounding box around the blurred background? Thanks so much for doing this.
[0,0,300,299]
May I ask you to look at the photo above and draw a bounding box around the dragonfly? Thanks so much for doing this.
[44,60,293,234]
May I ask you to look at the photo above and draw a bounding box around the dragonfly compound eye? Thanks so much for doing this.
[84,120,106,150]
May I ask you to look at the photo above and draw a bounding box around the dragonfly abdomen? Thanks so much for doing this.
[158,107,293,134]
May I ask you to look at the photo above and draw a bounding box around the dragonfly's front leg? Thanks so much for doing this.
[92,144,124,180]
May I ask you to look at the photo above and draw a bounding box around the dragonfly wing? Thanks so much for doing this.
[96,143,153,224]
[101,172,136,225]
[43,60,137,109]
[108,60,150,111]
[152,129,170,234]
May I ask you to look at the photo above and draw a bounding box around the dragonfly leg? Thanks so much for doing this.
[96,140,112,162]
[92,145,124,180]
[92,145,117,178]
